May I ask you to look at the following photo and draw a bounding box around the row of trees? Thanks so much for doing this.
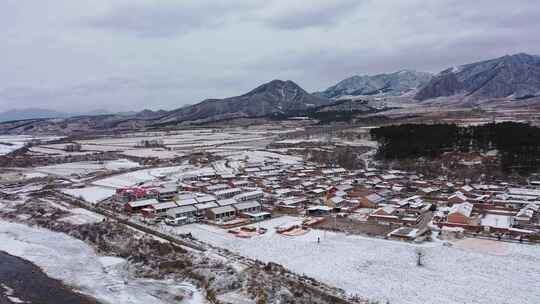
[305,146,367,170]
[370,122,540,174]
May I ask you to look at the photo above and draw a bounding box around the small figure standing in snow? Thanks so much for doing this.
[415,248,425,267]
[317,236,320,244]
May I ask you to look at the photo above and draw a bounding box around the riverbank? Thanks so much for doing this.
[0,220,205,304]
[0,251,101,304]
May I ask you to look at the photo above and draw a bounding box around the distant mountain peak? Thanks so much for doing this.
[0,108,65,122]
[416,53,540,101]
[244,79,303,97]
[158,79,328,124]
[318,70,433,99]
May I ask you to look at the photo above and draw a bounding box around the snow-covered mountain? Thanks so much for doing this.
[157,80,329,124]
[5,53,540,135]
[416,53,540,101]
[317,70,433,99]
[0,80,329,134]
[0,108,162,123]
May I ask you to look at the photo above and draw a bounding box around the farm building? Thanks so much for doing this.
[195,195,217,204]
[276,198,306,214]
[358,193,384,208]
[166,205,197,220]
[235,190,264,202]
[513,204,539,227]
[214,188,243,199]
[234,201,262,214]
[230,180,252,188]
[116,187,157,202]
[151,201,179,214]
[217,198,238,206]
[124,198,159,212]
[506,188,540,199]
[447,202,475,224]
[177,198,198,207]
[194,201,219,216]
[306,205,332,216]
[242,212,271,222]
[207,205,236,221]
[369,206,397,221]
[448,192,468,204]
[206,183,229,192]
[310,188,327,197]
[328,196,346,207]
[156,185,178,201]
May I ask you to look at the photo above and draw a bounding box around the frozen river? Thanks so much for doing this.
[0,220,206,304]
[0,251,101,304]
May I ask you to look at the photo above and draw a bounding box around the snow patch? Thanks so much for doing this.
[175,216,540,304]
[0,220,206,304]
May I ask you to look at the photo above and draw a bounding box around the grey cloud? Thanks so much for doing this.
[260,0,363,30]
[87,1,259,37]
[2,0,540,113]
[86,0,363,36]
[0,74,251,112]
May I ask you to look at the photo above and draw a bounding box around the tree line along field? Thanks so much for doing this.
[370,122,540,174]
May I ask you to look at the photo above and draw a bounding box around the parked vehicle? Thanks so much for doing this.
[165,216,188,226]
[142,216,162,225]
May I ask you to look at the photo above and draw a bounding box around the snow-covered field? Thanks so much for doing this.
[218,150,302,165]
[92,165,194,188]
[0,220,206,304]
[34,159,140,178]
[92,171,157,188]
[28,146,97,156]
[0,135,62,155]
[120,148,186,159]
[62,186,116,204]
[275,137,377,148]
[73,130,274,152]
[59,208,105,225]
[175,216,540,304]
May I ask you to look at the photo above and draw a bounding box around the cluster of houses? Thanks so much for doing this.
[112,157,540,241]
[119,185,267,225]
[114,160,386,225]
[348,168,540,240]
[435,186,540,238]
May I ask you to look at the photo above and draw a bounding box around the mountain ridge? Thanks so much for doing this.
[156,79,329,124]
[317,70,433,99]
[3,53,540,135]
[0,108,168,123]
[415,53,540,101]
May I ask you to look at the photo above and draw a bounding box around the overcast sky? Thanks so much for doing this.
[2,0,540,112]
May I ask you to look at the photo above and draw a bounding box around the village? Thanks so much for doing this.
[91,157,540,244]
[1,126,540,304]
